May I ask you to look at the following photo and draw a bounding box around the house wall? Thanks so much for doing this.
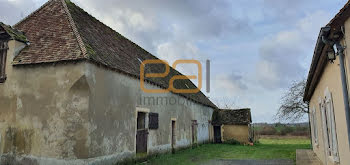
[0,40,214,165]
[309,54,350,165]
[84,62,214,161]
[221,125,249,144]
[0,40,89,162]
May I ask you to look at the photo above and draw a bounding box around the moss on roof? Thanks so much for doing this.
[0,22,28,43]
[212,108,252,125]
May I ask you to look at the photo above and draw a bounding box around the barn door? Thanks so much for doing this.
[214,126,222,143]
[136,112,148,153]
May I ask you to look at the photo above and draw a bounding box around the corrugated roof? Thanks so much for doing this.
[11,0,216,108]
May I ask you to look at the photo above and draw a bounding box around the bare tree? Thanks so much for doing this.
[275,79,309,122]
[214,97,239,109]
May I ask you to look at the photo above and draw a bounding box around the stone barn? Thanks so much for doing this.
[0,0,216,164]
[212,109,252,144]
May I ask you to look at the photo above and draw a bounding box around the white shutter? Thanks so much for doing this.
[312,107,318,145]
[310,107,315,144]
[320,101,330,156]
[325,88,339,162]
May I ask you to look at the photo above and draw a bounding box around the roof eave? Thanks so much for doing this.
[304,1,350,102]
[304,30,325,101]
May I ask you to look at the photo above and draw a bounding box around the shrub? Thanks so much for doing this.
[279,126,294,136]
[224,139,242,145]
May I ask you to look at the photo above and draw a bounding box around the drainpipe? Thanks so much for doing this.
[321,26,350,149]
[335,41,350,149]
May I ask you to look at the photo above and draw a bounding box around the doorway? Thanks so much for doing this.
[171,120,176,153]
[192,120,198,146]
[214,126,222,143]
[136,112,148,153]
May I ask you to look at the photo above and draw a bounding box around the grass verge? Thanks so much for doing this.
[136,138,311,165]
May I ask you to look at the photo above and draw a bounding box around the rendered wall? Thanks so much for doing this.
[0,40,89,163]
[309,50,350,165]
[84,63,214,159]
[0,40,214,165]
[221,125,249,143]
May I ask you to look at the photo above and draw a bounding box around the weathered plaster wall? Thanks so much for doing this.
[0,40,214,165]
[84,62,214,159]
[0,40,89,160]
[221,125,249,143]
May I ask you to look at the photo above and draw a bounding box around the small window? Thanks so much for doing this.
[137,112,146,130]
[0,41,8,83]
[149,113,159,129]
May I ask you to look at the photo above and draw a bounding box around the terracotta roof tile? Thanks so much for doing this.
[10,0,216,108]
[13,0,84,64]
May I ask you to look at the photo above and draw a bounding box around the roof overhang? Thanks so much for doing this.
[304,1,350,101]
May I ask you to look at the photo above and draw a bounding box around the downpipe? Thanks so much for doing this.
[335,41,350,150]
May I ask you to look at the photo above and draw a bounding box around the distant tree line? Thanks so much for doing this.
[253,123,310,137]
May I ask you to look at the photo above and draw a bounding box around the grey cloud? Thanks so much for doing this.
[256,11,331,89]
[213,71,248,97]
[256,33,305,89]
[73,0,252,51]
[229,72,248,91]
[262,0,347,24]
[0,0,45,25]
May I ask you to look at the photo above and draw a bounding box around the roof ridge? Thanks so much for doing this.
[60,0,88,58]
[65,1,163,62]
[14,0,53,27]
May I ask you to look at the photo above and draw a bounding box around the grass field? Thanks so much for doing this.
[136,138,311,165]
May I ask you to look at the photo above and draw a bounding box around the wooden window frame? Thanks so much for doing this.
[0,41,8,83]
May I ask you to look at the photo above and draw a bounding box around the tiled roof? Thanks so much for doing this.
[13,0,84,64]
[12,0,216,108]
[212,109,252,125]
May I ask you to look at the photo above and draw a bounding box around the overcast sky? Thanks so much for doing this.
[1,0,348,123]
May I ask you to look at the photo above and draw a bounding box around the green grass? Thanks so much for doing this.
[136,138,311,165]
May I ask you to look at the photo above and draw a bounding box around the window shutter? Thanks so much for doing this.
[0,41,8,83]
[149,113,159,129]
[325,89,339,162]
[320,99,331,156]
[311,108,315,143]
[329,93,339,162]
[312,107,318,145]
